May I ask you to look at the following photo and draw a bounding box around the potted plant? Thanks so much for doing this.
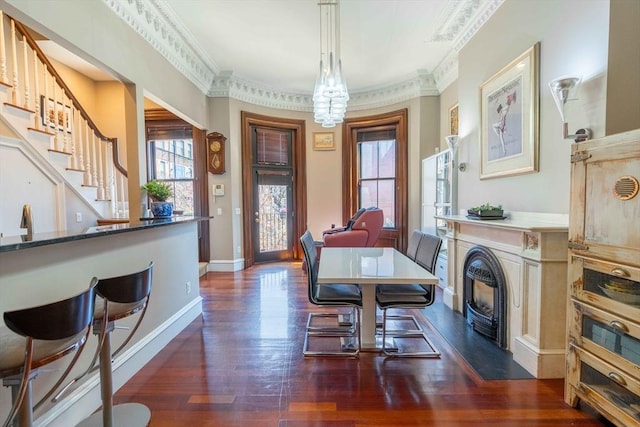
[141,180,174,218]
[467,203,503,218]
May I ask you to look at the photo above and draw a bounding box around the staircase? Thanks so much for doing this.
[0,11,128,234]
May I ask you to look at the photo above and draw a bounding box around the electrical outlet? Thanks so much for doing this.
[217,207,223,215]
[75,212,82,222]
[185,281,191,294]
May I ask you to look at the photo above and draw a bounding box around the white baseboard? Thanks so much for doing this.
[36,297,203,427]
[207,258,244,272]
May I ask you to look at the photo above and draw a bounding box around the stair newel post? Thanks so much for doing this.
[10,18,18,104]
[21,34,29,110]
[96,136,105,200]
[119,173,127,218]
[83,121,91,185]
[0,12,7,83]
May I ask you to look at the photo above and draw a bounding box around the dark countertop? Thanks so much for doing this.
[0,216,207,253]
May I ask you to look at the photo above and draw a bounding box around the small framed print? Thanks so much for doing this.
[313,132,335,151]
[40,95,72,133]
[449,103,459,135]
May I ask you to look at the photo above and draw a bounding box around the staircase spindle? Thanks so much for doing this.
[97,136,105,199]
[10,18,18,104]
[91,132,98,187]
[83,122,91,185]
[33,54,41,129]
[0,12,7,83]
[75,105,83,170]
[21,37,29,109]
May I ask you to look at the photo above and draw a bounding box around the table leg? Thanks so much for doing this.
[360,284,378,350]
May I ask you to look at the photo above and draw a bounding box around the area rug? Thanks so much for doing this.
[421,300,534,380]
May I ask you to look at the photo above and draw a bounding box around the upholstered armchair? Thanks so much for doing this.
[321,207,384,248]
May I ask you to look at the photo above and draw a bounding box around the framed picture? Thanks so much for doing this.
[480,43,539,179]
[40,95,72,133]
[448,103,458,135]
[313,132,335,151]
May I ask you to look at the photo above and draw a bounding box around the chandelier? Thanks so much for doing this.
[313,0,349,128]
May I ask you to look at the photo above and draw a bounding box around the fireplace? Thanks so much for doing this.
[462,245,507,349]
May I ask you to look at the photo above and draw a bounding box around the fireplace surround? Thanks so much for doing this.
[436,212,568,378]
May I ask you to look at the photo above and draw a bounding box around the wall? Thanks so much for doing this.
[207,95,438,268]
[454,0,610,215]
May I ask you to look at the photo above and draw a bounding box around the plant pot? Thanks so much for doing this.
[150,201,174,218]
[467,209,504,217]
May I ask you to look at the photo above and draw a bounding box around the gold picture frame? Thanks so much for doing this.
[480,43,539,180]
[448,103,458,136]
[313,132,335,151]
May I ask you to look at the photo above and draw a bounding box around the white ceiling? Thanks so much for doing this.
[40,0,502,101]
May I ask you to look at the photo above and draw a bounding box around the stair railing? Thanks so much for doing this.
[0,11,129,218]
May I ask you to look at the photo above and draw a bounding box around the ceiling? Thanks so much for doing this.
[40,0,503,105]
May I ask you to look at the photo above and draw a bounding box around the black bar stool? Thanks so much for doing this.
[0,279,97,427]
[77,262,153,427]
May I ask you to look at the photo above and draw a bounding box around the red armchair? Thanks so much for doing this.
[321,207,384,248]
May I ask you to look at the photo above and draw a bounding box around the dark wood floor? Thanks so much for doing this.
[116,262,610,426]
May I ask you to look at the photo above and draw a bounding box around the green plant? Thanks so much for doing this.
[470,203,502,212]
[141,179,172,202]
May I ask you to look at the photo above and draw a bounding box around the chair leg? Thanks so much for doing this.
[77,324,151,427]
[2,370,37,427]
[380,308,440,358]
[304,307,360,357]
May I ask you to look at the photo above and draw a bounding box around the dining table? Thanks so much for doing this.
[317,246,439,351]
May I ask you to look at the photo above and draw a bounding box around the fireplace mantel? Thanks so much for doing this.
[435,212,568,378]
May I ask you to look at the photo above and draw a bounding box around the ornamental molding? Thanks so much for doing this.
[104,0,503,110]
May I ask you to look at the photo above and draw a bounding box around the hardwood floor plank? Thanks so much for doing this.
[114,262,611,426]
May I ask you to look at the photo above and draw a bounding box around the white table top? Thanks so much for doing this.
[317,247,438,285]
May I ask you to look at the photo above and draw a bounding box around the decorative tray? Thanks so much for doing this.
[466,214,507,221]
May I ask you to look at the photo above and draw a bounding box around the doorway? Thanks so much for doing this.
[241,112,306,267]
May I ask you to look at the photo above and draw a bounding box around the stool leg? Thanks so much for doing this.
[99,329,114,427]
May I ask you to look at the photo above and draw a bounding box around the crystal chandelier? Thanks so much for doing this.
[313,0,349,128]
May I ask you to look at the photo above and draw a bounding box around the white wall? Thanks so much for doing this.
[455,0,610,214]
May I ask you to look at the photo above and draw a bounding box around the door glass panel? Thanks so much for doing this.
[257,172,290,253]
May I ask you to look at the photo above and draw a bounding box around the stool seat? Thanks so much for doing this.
[1,280,97,427]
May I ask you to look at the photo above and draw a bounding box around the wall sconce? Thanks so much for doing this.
[446,135,466,172]
[548,75,592,142]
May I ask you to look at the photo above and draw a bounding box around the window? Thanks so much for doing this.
[147,126,194,215]
[359,138,396,228]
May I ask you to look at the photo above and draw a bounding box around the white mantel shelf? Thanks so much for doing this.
[435,211,568,233]
[437,211,569,379]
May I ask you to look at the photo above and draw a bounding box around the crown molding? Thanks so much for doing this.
[102,0,217,94]
[104,0,504,110]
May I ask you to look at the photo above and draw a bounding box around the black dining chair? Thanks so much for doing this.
[300,230,362,356]
[376,232,442,357]
[0,279,97,427]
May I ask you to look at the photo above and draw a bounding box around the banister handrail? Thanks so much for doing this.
[13,19,127,178]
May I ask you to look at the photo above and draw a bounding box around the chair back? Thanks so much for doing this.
[406,230,424,261]
[300,230,319,304]
[4,279,98,341]
[97,262,153,305]
[415,233,442,274]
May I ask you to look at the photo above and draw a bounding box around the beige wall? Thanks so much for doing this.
[453,0,610,214]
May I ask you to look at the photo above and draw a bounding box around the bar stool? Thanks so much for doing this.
[0,279,97,427]
[77,262,153,427]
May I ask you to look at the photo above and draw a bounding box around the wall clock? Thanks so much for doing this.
[207,131,226,174]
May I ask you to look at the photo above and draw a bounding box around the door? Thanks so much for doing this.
[253,169,293,262]
[251,126,294,263]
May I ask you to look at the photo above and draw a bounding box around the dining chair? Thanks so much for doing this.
[300,230,362,357]
[376,232,442,357]
[0,279,97,427]
[405,229,424,262]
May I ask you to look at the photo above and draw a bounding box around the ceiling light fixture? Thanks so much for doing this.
[548,75,592,142]
[313,0,349,128]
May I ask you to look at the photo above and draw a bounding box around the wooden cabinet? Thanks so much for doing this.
[566,129,640,426]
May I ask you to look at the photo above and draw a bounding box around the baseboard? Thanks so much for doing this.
[36,297,203,427]
[207,258,244,272]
